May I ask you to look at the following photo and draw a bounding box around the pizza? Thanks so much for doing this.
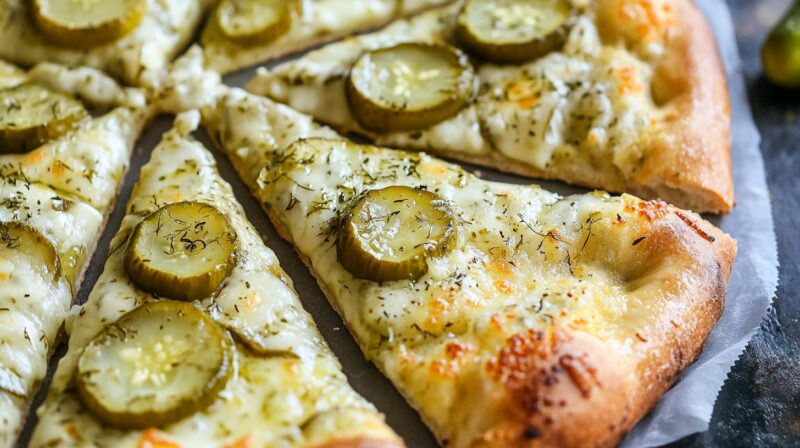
[30,112,403,448]
[200,0,456,74]
[0,61,150,446]
[0,0,212,87]
[246,0,733,213]
[201,88,736,447]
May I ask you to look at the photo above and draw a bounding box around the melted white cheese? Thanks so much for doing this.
[27,64,146,109]
[200,89,697,447]
[0,0,211,87]
[201,0,453,74]
[30,114,400,448]
[249,0,662,177]
[0,61,148,447]
[253,138,670,447]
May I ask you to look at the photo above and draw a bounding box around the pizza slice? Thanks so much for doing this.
[0,61,150,446]
[247,0,733,213]
[202,90,736,447]
[0,0,213,87]
[31,112,404,448]
[199,0,455,74]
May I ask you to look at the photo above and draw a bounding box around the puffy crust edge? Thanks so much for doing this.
[469,208,737,448]
[633,0,733,214]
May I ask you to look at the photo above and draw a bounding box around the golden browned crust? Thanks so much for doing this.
[466,207,737,447]
[632,0,733,214]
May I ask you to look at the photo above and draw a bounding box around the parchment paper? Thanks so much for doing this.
[621,0,779,445]
[17,0,779,446]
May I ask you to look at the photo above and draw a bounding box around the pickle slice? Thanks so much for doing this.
[337,186,458,282]
[124,202,237,301]
[456,0,572,64]
[0,221,61,283]
[346,43,476,132]
[75,301,234,429]
[215,0,295,45]
[0,83,87,153]
[33,0,147,48]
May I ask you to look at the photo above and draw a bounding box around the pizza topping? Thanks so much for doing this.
[346,43,476,132]
[456,0,572,64]
[337,186,458,282]
[124,202,237,301]
[0,83,87,153]
[75,301,234,429]
[32,0,147,48]
[0,221,61,283]
[215,0,296,45]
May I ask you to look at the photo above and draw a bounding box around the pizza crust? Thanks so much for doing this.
[466,212,736,447]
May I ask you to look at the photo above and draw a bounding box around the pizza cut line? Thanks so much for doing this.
[0,0,213,87]
[200,0,456,74]
[201,86,736,448]
[0,60,151,447]
[30,112,404,448]
[247,0,733,214]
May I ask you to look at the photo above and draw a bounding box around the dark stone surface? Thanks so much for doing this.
[665,1,800,446]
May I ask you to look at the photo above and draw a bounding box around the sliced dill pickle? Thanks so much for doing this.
[0,221,60,398]
[456,0,572,64]
[33,0,147,48]
[337,186,458,282]
[0,83,87,153]
[215,0,296,45]
[75,300,234,429]
[346,43,476,132]
[124,202,237,301]
[0,221,61,283]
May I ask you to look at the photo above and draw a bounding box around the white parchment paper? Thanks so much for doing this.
[620,0,779,446]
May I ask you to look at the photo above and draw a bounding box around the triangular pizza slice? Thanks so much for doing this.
[247,0,733,213]
[200,0,455,74]
[31,112,403,448]
[0,0,213,87]
[0,61,150,446]
[202,89,736,447]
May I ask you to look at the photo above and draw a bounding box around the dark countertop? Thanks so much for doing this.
[667,0,800,446]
